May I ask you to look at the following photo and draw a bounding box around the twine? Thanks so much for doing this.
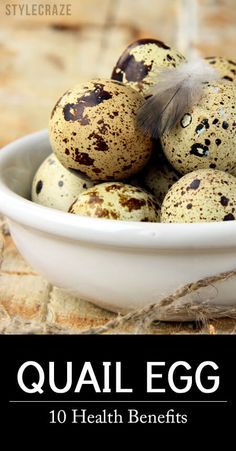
[0,270,236,335]
[81,269,236,334]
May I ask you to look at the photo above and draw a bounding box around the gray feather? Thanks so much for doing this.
[136,59,219,138]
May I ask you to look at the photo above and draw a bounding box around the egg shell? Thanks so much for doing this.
[161,81,236,175]
[69,182,160,222]
[49,79,153,181]
[144,158,180,204]
[205,56,236,82]
[161,169,236,223]
[111,38,186,95]
[31,153,95,211]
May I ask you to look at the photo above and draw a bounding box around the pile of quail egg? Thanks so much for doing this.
[31,39,236,223]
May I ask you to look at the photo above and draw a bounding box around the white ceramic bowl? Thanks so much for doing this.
[0,130,236,318]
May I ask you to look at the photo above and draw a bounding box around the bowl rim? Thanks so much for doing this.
[0,129,236,250]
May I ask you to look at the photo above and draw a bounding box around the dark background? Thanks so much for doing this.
[0,335,234,436]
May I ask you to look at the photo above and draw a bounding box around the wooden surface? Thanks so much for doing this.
[0,0,235,333]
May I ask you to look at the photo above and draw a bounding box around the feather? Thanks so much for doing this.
[136,58,220,138]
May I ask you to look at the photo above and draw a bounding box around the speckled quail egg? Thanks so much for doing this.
[69,182,160,222]
[111,38,186,95]
[205,56,236,82]
[49,79,153,181]
[31,153,95,211]
[143,157,180,204]
[161,81,236,175]
[161,169,236,223]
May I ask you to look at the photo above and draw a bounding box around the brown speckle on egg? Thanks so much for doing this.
[205,56,236,83]
[69,182,160,222]
[223,213,235,221]
[161,82,236,175]
[118,195,146,212]
[36,180,43,195]
[62,83,112,125]
[188,179,201,190]
[31,153,95,211]
[49,79,153,181]
[161,169,236,223]
[111,39,186,95]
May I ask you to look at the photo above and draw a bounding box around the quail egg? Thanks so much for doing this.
[144,157,180,204]
[161,169,236,223]
[161,81,236,175]
[205,56,236,82]
[69,182,160,222]
[31,153,95,211]
[49,79,153,181]
[111,38,186,95]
